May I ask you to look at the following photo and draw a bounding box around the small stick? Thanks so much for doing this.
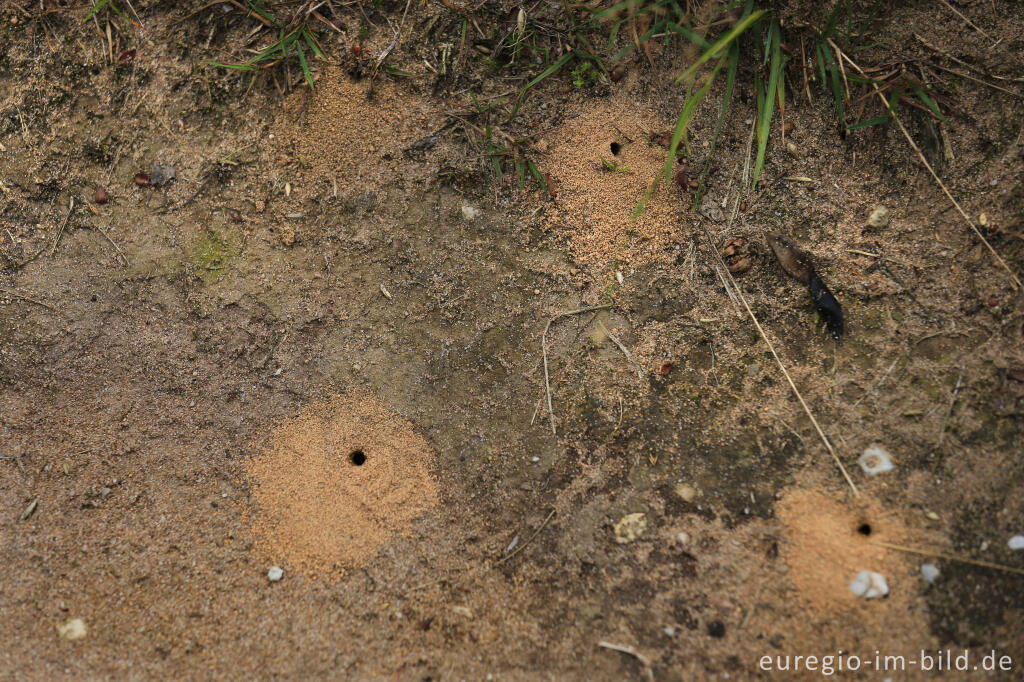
[870,540,1024,576]
[937,0,993,41]
[936,371,963,444]
[926,61,1023,100]
[494,508,556,566]
[597,321,644,378]
[19,498,38,522]
[0,288,54,310]
[95,224,129,266]
[51,197,75,256]
[597,641,654,681]
[831,40,1021,289]
[542,304,612,435]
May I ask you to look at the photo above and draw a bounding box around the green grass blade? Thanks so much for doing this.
[296,42,313,88]
[910,84,947,122]
[84,0,113,22]
[821,47,845,133]
[694,42,739,207]
[675,9,766,85]
[527,161,550,196]
[208,61,259,71]
[847,115,890,130]
[634,54,727,218]
[664,22,711,51]
[303,30,327,61]
[511,51,574,119]
[752,21,783,188]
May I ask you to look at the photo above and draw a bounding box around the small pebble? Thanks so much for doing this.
[615,270,624,285]
[663,626,676,637]
[858,444,895,475]
[613,512,647,544]
[1008,535,1024,550]
[530,456,540,463]
[267,566,284,582]
[785,141,800,158]
[850,570,889,598]
[921,563,940,583]
[978,213,989,226]
[461,202,481,220]
[674,483,697,502]
[676,531,689,544]
[707,620,726,638]
[57,618,87,641]
[867,205,890,228]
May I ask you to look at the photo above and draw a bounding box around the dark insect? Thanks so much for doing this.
[767,232,844,340]
[93,186,108,204]
[809,273,844,339]
[134,172,151,187]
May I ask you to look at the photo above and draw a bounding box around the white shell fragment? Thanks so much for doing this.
[921,564,940,583]
[1008,535,1024,550]
[57,618,88,641]
[858,444,895,476]
[267,566,284,582]
[614,513,647,544]
[867,205,890,228]
[460,202,481,221]
[850,570,889,598]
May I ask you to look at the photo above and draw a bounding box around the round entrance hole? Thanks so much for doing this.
[609,141,622,156]
[349,449,367,466]
[857,523,872,536]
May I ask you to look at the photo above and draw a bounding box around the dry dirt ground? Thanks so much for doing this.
[2,1,1024,680]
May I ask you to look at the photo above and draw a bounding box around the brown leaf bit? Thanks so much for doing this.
[721,237,754,275]
[659,362,673,375]
[673,165,689,191]
[650,130,672,148]
[93,186,108,204]
[766,232,813,284]
[117,49,136,67]
[609,64,626,83]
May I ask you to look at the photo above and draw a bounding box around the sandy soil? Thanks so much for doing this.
[1,1,1023,680]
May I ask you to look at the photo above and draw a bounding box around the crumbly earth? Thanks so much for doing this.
[1,1,1023,680]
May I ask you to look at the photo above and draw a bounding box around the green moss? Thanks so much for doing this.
[188,231,236,283]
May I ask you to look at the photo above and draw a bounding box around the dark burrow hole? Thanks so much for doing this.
[349,449,367,466]
[857,523,872,536]
[610,141,622,156]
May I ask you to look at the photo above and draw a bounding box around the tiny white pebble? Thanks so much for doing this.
[615,270,624,285]
[921,563,940,583]
[850,570,889,598]
[267,566,284,582]
[1008,535,1024,550]
[676,531,689,544]
[530,456,540,463]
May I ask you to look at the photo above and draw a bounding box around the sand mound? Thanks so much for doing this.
[247,392,439,573]
[281,67,434,188]
[543,103,687,267]
[776,488,910,611]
